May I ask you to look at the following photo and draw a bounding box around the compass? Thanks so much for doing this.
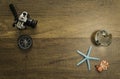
[17,35,33,50]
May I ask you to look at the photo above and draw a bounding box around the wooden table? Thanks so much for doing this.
[0,0,120,79]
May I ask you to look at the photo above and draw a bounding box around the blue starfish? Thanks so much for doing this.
[77,46,100,70]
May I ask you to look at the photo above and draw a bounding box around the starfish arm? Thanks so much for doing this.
[77,58,86,66]
[89,57,100,60]
[86,59,91,70]
[77,50,86,57]
[87,46,92,56]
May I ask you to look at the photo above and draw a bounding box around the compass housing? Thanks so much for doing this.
[17,35,33,50]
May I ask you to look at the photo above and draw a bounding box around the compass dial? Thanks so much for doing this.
[18,35,33,50]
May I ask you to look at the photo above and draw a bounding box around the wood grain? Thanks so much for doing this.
[0,0,120,79]
[0,38,120,79]
[0,0,120,38]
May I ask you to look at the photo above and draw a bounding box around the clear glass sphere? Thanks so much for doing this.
[94,30,112,46]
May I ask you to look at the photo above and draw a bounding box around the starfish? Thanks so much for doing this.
[77,46,100,70]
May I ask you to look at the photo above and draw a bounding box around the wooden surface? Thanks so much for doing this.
[0,0,120,79]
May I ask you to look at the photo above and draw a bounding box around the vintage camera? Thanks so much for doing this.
[16,11,38,29]
[9,4,38,30]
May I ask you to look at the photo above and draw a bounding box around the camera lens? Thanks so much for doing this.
[26,19,38,28]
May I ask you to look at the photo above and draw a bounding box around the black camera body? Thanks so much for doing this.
[9,4,38,30]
